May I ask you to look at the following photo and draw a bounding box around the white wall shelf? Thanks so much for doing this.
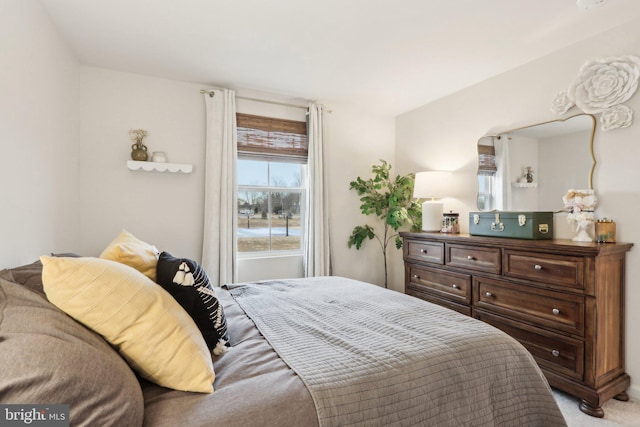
[512,182,537,188]
[127,160,193,174]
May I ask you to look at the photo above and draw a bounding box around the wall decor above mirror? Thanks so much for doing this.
[551,55,640,131]
[476,114,596,212]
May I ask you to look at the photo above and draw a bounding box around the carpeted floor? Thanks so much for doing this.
[554,389,640,427]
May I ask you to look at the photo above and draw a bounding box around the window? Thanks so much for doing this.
[477,142,496,211]
[236,114,308,255]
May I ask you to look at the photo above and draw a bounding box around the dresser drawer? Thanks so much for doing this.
[407,265,471,304]
[473,276,585,336]
[446,244,501,274]
[475,310,584,380]
[504,250,584,289]
[405,240,444,265]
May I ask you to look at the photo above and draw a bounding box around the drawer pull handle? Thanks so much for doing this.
[551,349,560,357]
[452,284,458,289]
[485,292,493,298]
[413,274,420,279]
[552,308,560,315]
[420,249,427,253]
[534,264,543,270]
[467,256,475,260]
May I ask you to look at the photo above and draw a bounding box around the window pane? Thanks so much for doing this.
[270,162,303,187]
[477,175,494,211]
[237,191,269,253]
[477,175,492,193]
[270,192,301,251]
[238,159,268,186]
[237,190,302,253]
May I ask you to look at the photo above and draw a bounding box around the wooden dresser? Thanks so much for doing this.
[400,231,633,417]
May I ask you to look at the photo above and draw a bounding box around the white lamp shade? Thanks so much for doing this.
[413,171,452,199]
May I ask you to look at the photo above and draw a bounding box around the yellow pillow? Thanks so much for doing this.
[100,230,159,281]
[40,256,215,393]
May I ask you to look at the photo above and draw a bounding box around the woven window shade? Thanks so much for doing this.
[477,144,497,174]
[237,113,308,160]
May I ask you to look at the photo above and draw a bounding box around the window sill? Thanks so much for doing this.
[237,251,303,260]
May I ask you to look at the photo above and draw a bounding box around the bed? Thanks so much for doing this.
[0,232,567,426]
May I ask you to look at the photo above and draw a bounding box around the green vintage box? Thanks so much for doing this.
[469,211,553,240]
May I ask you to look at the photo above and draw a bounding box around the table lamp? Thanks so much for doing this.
[413,171,452,232]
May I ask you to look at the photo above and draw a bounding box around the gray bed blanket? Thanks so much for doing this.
[225,276,566,427]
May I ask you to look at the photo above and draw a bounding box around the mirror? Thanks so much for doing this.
[476,114,596,212]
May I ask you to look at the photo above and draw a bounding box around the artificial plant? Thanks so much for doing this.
[348,160,422,288]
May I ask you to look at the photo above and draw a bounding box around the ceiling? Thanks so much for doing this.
[39,0,640,117]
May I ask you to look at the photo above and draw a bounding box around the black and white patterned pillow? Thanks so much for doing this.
[156,251,231,355]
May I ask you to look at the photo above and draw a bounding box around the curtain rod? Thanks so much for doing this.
[199,89,308,110]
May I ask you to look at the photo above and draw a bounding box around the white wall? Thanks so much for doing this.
[0,0,80,269]
[78,67,206,260]
[395,20,640,399]
[321,102,396,288]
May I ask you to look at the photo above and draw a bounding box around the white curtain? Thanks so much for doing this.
[202,89,237,285]
[493,135,511,210]
[304,103,331,277]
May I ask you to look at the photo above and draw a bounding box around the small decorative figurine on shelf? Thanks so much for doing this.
[518,166,533,184]
[517,166,534,184]
[525,166,534,183]
[130,129,149,161]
